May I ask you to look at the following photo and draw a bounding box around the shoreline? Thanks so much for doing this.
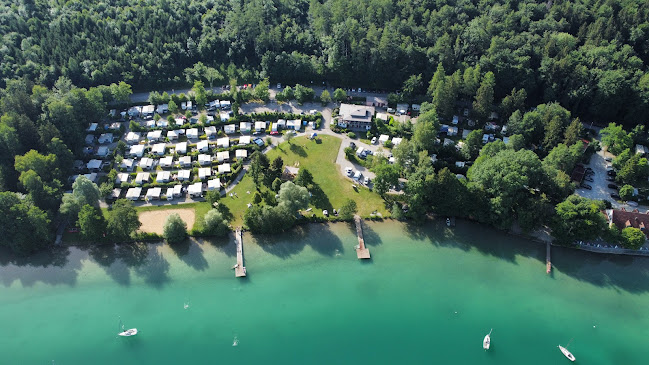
[58,215,649,260]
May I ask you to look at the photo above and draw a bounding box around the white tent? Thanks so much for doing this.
[239,122,252,133]
[139,157,154,170]
[156,171,171,183]
[217,164,231,174]
[178,156,192,167]
[235,149,248,159]
[238,136,251,145]
[217,151,230,162]
[391,137,403,146]
[198,167,212,179]
[129,145,145,157]
[186,128,199,139]
[176,142,187,154]
[198,154,212,165]
[188,182,203,197]
[151,143,166,155]
[379,134,389,144]
[147,130,162,141]
[167,130,179,140]
[197,140,209,152]
[135,172,151,185]
[126,187,142,200]
[217,137,229,148]
[145,187,161,200]
[125,132,141,144]
[116,173,130,184]
[177,170,191,181]
[205,126,217,138]
[159,156,173,168]
[224,124,236,134]
[207,179,221,191]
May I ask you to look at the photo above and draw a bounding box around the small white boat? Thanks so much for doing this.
[118,328,138,337]
[483,329,492,350]
[558,345,575,361]
[446,218,451,227]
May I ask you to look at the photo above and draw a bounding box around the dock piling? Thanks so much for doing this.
[546,242,551,274]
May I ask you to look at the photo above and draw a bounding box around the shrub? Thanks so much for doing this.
[203,209,230,237]
[348,132,356,139]
[163,213,187,244]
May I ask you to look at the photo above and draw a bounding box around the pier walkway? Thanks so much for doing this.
[546,242,551,274]
[354,216,371,259]
[234,228,247,277]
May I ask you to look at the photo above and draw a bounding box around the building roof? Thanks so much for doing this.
[607,208,649,238]
[217,151,230,161]
[376,112,388,121]
[187,128,199,139]
[240,122,252,130]
[197,140,209,151]
[139,157,154,169]
[87,159,102,170]
[188,182,202,195]
[87,123,98,132]
[176,142,187,153]
[198,167,211,179]
[126,187,142,199]
[217,137,229,148]
[198,154,212,165]
[217,164,231,174]
[167,130,179,140]
[156,171,171,183]
[379,134,390,143]
[179,156,192,166]
[178,170,191,180]
[235,149,248,158]
[146,187,162,198]
[147,130,162,140]
[120,158,134,170]
[152,143,166,155]
[284,166,299,176]
[160,156,173,167]
[392,137,403,146]
[255,121,267,130]
[224,124,236,134]
[116,173,130,184]
[205,126,217,136]
[142,105,155,114]
[135,172,150,184]
[207,179,221,190]
[339,104,375,123]
[239,136,251,145]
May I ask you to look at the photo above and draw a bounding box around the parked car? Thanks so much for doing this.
[277,83,281,89]
[606,176,616,182]
[584,177,594,182]
[605,157,613,162]
[581,184,592,190]
[364,177,370,185]
[371,137,377,144]
[349,142,356,150]
[387,108,396,113]
[353,171,362,181]
[627,201,639,207]
[253,138,264,147]
[608,184,618,189]
[611,193,621,199]
[607,170,617,176]
[345,167,353,176]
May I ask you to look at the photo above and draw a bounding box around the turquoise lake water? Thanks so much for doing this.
[2,220,649,364]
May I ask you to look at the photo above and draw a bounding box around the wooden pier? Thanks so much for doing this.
[234,228,247,277]
[546,242,551,274]
[354,215,371,259]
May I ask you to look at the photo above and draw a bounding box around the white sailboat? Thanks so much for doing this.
[118,328,138,337]
[483,329,492,350]
[558,345,575,362]
[117,318,138,337]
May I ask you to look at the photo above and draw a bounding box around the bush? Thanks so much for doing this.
[203,209,230,237]
[163,213,187,244]
[348,132,356,139]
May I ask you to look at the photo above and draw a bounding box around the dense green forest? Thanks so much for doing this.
[1,0,648,123]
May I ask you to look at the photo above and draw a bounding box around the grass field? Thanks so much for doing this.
[221,135,389,227]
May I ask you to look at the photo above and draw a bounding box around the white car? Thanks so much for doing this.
[364,177,370,185]
[371,137,377,144]
[345,167,353,176]
[387,108,395,113]
[627,201,639,207]
[277,83,282,89]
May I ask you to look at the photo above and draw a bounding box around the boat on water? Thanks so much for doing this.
[558,345,575,361]
[446,218,451,227]
[118,328,138,337]
[483,329,492,350]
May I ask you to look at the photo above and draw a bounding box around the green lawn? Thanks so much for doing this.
[221,135,389,227]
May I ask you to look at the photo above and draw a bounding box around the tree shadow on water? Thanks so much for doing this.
[252,224,344,258]
[203,233,237,258]
[169,238,209,271]
[0,246,79,287]
[89,243,131,286]
[346,220,384,247]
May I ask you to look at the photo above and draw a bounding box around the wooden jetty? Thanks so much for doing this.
[354,215,371,259]
[546,242,552,274]
[234,228,247,277]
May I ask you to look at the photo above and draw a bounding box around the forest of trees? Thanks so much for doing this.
[0,0,648,124]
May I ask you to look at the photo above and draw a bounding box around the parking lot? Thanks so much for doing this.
[576,148,644,210]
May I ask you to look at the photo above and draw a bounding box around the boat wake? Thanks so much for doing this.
[232,336,239,347]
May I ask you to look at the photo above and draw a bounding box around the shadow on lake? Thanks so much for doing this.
[250,223,344,258]
[0,246,80,287]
